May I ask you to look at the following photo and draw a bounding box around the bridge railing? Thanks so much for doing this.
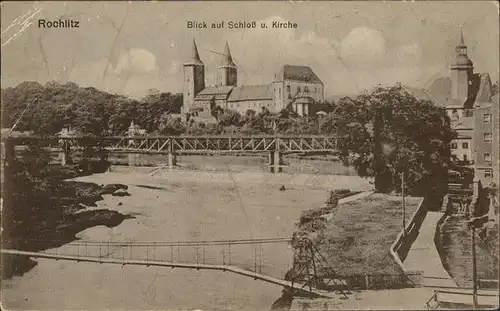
[5,136,339,153]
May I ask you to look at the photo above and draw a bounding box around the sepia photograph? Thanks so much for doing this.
[1,1,499,310]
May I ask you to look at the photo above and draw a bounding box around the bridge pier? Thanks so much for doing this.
[167,151,177,168]
[60,142,72,166]
[269,151,283,173]
[128,153,140,167]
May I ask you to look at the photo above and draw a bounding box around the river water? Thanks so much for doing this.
[1,166,372,310]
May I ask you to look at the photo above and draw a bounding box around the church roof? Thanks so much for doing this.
[184,39,204,66]
[402,85,436,103]
[219,41,237,67]
[276,65,322,84]
[475,73,492,103]
[425,72,493,108]
[194,86,234,101]
[228,85,273,102]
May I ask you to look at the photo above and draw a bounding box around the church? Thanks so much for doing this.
[182,39,324,121]
[405,31,499,186]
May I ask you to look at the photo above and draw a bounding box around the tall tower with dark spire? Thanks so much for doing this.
[216,41,237,87]
[451,31,474,102]
[183,39,205,114]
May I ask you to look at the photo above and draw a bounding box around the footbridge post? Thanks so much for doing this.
[290,236,320,291]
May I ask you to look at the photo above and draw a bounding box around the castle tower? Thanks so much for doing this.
[451,31,474,102]
[183,39,205,114]
[216,41,237,87]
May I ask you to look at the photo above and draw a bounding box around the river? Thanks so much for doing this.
[1,167,372,310]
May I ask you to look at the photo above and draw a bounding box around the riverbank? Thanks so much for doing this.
[306,194,421,277]
[1,164,134,279]
[272,193,423,310]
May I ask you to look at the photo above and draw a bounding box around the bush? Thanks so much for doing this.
[297,189,354,235]
[300,218,327,232]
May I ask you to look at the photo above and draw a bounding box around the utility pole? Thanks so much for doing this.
[471,225,478,309]
[467,216,484,309]
[401,172,406,237]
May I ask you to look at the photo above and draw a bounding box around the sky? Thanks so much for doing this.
[1,1,499,99]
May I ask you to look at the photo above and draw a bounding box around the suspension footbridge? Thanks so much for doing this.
[1,236,351,299]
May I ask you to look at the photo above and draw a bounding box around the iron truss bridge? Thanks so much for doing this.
[6,136,339,154]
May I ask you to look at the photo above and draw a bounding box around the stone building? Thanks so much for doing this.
[182,39,324,121]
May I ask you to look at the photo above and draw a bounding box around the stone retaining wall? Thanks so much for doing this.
[390,197,427,286]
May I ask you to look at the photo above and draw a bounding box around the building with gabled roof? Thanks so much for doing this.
[182,40,324,121]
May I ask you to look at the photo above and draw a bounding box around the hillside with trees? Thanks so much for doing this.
[1,82,182,136]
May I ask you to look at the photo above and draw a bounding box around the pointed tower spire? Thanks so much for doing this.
[454,29,470,59]
[186,39,204,65]
[220,41,236,67]
[459,30,465,46]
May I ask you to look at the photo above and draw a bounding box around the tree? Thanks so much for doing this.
[158,114,185,135]
[1,81,184,136]
[336,85,454,198]
[185,121,207,135]
[108,99,140,135]
[217,109,242,128]
[211,105,224,120]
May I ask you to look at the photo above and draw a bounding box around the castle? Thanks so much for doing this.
[182,39,324,121]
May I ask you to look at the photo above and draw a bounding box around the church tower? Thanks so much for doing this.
[216,41,237,87]
[183,39,205,114]
[451,31,474,102]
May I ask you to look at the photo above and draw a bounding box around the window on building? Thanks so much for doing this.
[304,86,309,93]
[484,133,492,142]
[451,109,459,120]
[463,154,468,162]
[451,142,458,149]
[279,88,281,95]
[464,109,473,117]
[484,153,492,163]
[485,170,493,179]
[297,86,301,93]
[462,142,469,149]
[286,85,291,93]
[483,113,492,123]
[288,93,292,99]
